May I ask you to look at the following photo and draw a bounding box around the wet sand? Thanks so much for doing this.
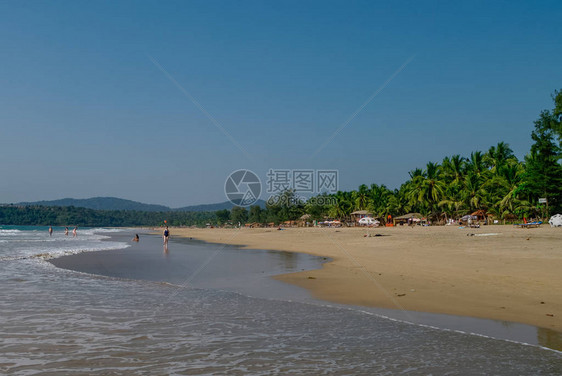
[169,225,562,332]
[50,230,325,301]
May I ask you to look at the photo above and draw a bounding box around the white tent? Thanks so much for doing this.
[359,217,380,226]
[549,214,562,227]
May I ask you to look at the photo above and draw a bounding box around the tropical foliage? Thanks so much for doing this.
[0,205,216,227]
[2,90,561,227]
[245,89,562,225]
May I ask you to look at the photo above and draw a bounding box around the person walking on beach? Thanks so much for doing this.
[64,227,69,236]
[48,226,53,237]
[163,226,170,245]
[72,227,77,238]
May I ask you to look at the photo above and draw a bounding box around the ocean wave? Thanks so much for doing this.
[0,229,23,235]
[77,228,125,236]
[0,242,131,262]
[91,228,124,233]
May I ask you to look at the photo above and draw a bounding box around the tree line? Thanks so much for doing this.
[0,205,215,227]
[221,89,562,225]
[2,90,560,228]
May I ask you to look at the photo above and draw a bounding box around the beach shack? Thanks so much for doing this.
[471,209,492,224]
[351,210,373,226]
[244,222,263,228]
[281,220,298,228]
[393,213,424,226]
[298,214,311,227]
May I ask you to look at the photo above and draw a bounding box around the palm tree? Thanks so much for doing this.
[467,151,487,177]
[408,168,424,180]
[496,163,527,219]
[394,184,413,215]
[438,182,466,219]
[329,191,354,222]
[367,184,392,218]
[485,142,515,172]
[442,155,466,184]
[407,162,446,219]
[353,184,370,210]
[462,171,487,211]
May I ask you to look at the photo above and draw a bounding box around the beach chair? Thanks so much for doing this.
[514,221,542,229]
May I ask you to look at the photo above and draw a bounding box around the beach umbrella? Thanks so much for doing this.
[549,214,562,227]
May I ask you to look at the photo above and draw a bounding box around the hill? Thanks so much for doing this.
[16,197,171,212]
[175,200,267,212]
[13,197,267,212]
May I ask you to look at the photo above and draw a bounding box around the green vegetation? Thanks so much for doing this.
[15,197,171,212]
[2,90,560,227]
[0,205,216,227]
[235,89,562,225]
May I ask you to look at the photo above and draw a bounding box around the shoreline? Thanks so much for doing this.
[49,230,326,303]
[167,225,562,333]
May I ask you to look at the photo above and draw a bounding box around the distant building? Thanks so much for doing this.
[351,210,373,225]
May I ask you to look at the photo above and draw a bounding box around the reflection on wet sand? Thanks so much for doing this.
[538,327,562,351]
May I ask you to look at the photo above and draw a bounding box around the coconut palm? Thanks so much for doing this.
[496,163,526,218]
[442,155,466,184]
[467,151,487,177]
[407,162,446,218]
[438,182,466,219]
[462,171,487,211]
[367,184,392,218]
[485,142,515,172]
[353,184,370,210]
[329,191,354,222]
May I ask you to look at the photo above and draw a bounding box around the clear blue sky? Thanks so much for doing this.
[1,0,561,207]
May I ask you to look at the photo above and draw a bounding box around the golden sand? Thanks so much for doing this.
[169,225,562,331]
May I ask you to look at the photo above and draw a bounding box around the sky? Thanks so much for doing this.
[1,0,561,207]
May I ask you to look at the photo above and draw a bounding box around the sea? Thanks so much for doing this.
[0,226,561,375]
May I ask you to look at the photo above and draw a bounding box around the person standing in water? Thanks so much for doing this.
[163,226,170,245]
[64,227,69,236]
[72,227,77,238]
[48,226,53,237]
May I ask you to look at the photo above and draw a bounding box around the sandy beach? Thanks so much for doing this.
[169,225,562,332]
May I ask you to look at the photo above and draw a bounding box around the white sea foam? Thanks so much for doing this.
[0,229,23,235]
[0,227,129,261]
[1,229,560,374]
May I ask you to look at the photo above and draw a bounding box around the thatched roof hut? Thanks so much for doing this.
[393,213,424,226]
[471,210,490,221]
[351,210,372,216]
[298,214,312,227]
[351,210,373,223]
[394,213,423,220]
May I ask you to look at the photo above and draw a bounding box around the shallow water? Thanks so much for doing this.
[1,226,561,375]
